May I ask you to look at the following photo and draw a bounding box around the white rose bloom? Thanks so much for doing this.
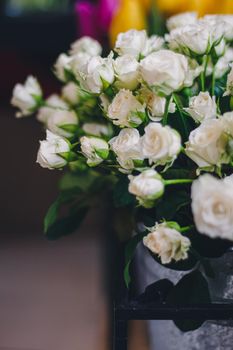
[70,52,91,81]
[115,29,147,58]
[191,174,233,241]
[139,87,175,121]
[203,14,233,42]
[62,82,80,105]
[141,123,181,165]
[140,50,196,95]
[142,35,165,56]
[143,223,191,264]
[83,123,111,137]
[114,54,139,90]
[107,89,145,127]
[37,94,68,124]
[69,36,102,56]
[80,136,109,166]
[185,119,228,168]
[83,55,115,94]
[128,169,164,207]
[36,130,70,170]
[166,12,198,31]
[221,112,233,136]
[184,92,217,123]
[11,76,42,118]
[109,128,143,170]
[224,65,233,96]
[99,94,110,112]
[54,54,72,82]
[47,110,78,138]
[215,48,233,79]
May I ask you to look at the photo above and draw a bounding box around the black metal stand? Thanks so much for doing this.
[112,242,233,350]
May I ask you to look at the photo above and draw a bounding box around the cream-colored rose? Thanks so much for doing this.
[224,65,233,96]
[47,110,78,138]
[69,36,102,56]
[166,12,198,31]
[221,112,233,136]
[141,123,181,165]
[37,94,68,124]
[203,15,233,42]
[140,50,195,95]
[109,128,143,170]
[80,136,109,166]
[70,52,91,81]
[185,119,228,168]
[107,89,145,127]
[83,123,111,137]
[140,89,175,121]
[36,130,70,170]
[114,54,139,90]
[184,92,217,123]
[128,169,164,207]
[215,48,233,79]
[142,35,165,56]
[82,55,115,94]
[62,82,80,105]
[115,29,147,58]
[54,54,72,82]
[143,223,191,264]
[11,76,42,118]
[191,174,233,241]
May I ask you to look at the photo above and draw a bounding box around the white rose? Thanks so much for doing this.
[114,54,139,90]
[11,76,42,118]
[69,36,102,56]
[184,92,217,123]
[143,222,191,264]
[82,55,115,94]
[70,52,91,81]
[221,112,233,136]
[191,174,233,241]
[141,123,181,165]
[224,65,233,96]
[115,29,147,58]
[36,130,70,170]
[185,119,228,168]
[142,35,165,56]
[203,15,233,42]
[140,50,194,95]
[62,82,80,105]
[47,110,78,138]
[80,136,109,166]
[54,54,72,82]
[109,128,143,170]
[128,169,164,208]
[107,89,145,127]
[37,94,68,124]
[83,123,111,137]
[140,89,175,121]
[215,48,233,79]
[166,21,223,56]
[166,12,198,31]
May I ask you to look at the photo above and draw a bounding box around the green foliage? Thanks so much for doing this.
[156,190,190,222]
[113,176,135,208]
[124,232,147,288]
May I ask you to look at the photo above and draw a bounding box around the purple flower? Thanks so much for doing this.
[75,1,99,39]
[97,0,119,32]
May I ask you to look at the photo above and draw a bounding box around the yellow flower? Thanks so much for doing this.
[140,0,152,13]
[109,0,147,47]
[156,0,188,15]
[220,0,233,14]
[156,0,224,16]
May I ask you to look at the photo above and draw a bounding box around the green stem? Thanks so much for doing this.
[162,95,172,126]
[211,68,215,96]
[200,55,209,92]
[164,179,193,185]
[172,93,189,140]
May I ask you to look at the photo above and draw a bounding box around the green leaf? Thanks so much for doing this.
[59,171,99,192]
[59,124,78,133]
[44,188,82,233]
[166,270,211,332]
[113,176,135,208]
[124,232,146,288]
[95,148,109,160]
[45,207,88,240]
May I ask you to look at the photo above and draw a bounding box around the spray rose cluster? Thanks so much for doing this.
[11,12,233,268]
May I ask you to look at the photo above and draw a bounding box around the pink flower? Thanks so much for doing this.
[97,0,119,33]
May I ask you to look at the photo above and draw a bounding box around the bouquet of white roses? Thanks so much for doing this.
[11,12,233,330]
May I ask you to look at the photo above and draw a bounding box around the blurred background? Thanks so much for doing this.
[0,1,233,349]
